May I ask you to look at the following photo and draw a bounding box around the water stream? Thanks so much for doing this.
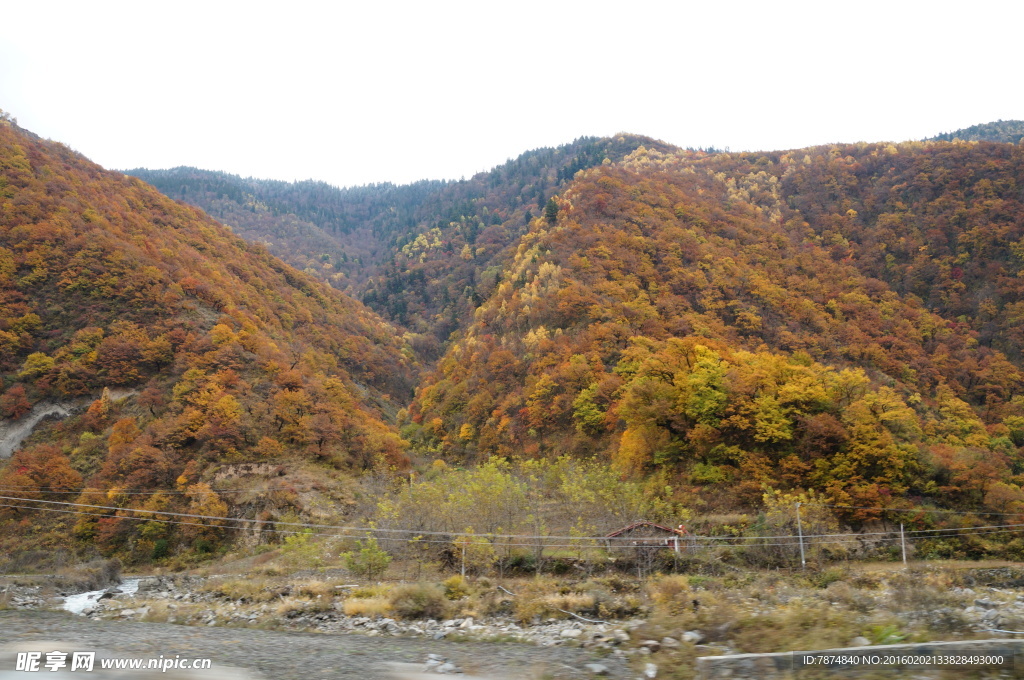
[62,578,140,615]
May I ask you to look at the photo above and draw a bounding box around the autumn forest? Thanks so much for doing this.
[4,111,1024,567]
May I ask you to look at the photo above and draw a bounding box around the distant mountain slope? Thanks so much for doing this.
[689,140,1024,364]
[926,120,1024,144]
[126,167,444,287]
[409,145,1024,512]
[0,115,413,558]
[128,135,675,350]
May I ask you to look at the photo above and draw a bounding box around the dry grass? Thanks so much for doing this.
[138,600,171,623]
[202,575,347,601]
[350,584,389,598]
[342,596,391,617]
[71,558,1024,669]
[295,580,334,599]
[510,580,604,623]
[632,562,1008,667]
[275,597,306,618]
[647,574,691,610]
[200,576,277,603]
[51,559,122,592]
[731,601,869,653]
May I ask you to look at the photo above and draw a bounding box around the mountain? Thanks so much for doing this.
[409,142,1024,514]
[128,127,1024,520]
[926,120,1024,144]
[694,140,1024,364]
[127,135,674,355]
[0,114,413,561]
[9,115,1024,562]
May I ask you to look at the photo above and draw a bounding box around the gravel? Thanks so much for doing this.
[0,611,632,679]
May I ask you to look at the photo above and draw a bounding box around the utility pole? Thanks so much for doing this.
[796,502,806,570]
[900,523,907,566]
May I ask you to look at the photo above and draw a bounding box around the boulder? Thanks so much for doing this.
[639,640,661,652]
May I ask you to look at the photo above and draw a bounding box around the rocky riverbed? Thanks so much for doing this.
[1,577,651,678]
[6,567,1024,679]
[40,576,661,653]
[0,609,637,679]
[35,574,1024,644]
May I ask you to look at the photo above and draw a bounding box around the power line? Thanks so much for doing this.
[1,489,1016,516]
[0,503,789,549]
[8,499,1022,551]
[3,495,1023,547]
[0,502,882,550]
[806,502,1024,518]
[0,494,919,542]
[0,502,307,536]
[0,484,328,495]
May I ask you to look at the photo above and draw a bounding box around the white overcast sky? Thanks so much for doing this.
[2,1,1021,188]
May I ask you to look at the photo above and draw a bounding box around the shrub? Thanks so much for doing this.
[500,551,536,575]
[809,565,849,589]
[342,537,391,579]
[510,580,602,623]
[152,539,170,560]
[388,583,449,619]
[648,574,691,612]
[730,602,860,653]
[281,529,323,569]
[443,575,470,600]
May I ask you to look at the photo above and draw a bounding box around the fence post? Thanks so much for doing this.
[796,502,806,570]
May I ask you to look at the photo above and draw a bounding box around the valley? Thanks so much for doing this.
[3,110,1024,677]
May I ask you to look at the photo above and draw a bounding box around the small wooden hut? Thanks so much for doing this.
[604,521,688,552]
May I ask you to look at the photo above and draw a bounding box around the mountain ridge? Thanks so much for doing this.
[925,119,1024,144]
[0,116,413,562]
[6,118,1024,564]
[127,134,676,351]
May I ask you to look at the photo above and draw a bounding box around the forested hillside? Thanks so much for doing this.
[128,135,673,355]
[693,140,1024,369]
[0,115,412,561]
[409,142,1024,516]
[125,126,1024,523]
[927,120,1024,144]
[7,116,1024,565]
